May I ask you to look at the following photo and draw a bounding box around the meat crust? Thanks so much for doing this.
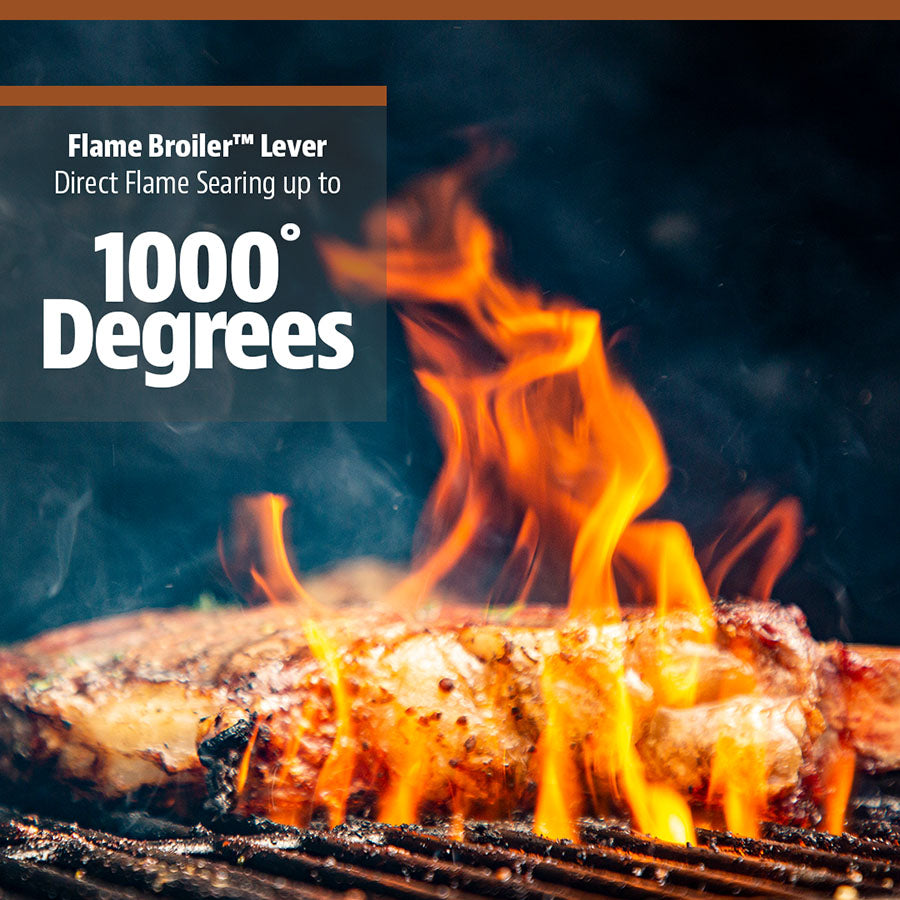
[1,560,898,828]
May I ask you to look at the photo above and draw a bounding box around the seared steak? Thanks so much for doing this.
[0,559,897,828]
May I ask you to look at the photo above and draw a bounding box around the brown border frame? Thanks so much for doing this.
[2,4,899,18]
[0,86,387,106]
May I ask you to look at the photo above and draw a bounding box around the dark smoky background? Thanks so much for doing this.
[0,21,898,644]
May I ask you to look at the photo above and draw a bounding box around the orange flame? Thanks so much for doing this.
[606,671,696,844]
[221,494,320,609]
[321,164,673,623]
[618,522,714,710]
[821,743,856,835]
[377,712,430,825]
[534,657,582,841]
[235,720,260,795]
[702,491,803,602]
[319,165,713,624]
[708,731,767,839]
[305,619,357,827]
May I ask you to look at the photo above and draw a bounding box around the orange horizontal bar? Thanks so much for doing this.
[2,2,898,17]
[0,85,386,107]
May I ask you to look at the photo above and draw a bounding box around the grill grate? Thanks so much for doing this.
[0,811,898,900]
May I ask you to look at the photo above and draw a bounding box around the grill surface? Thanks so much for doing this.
[1,806,899,900]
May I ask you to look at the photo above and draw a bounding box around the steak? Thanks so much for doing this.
[0,559,898,829]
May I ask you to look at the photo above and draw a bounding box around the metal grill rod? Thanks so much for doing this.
[0,811,892,900]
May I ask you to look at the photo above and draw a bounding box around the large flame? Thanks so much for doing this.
[221,157,845,843]
[318,159,726,841]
